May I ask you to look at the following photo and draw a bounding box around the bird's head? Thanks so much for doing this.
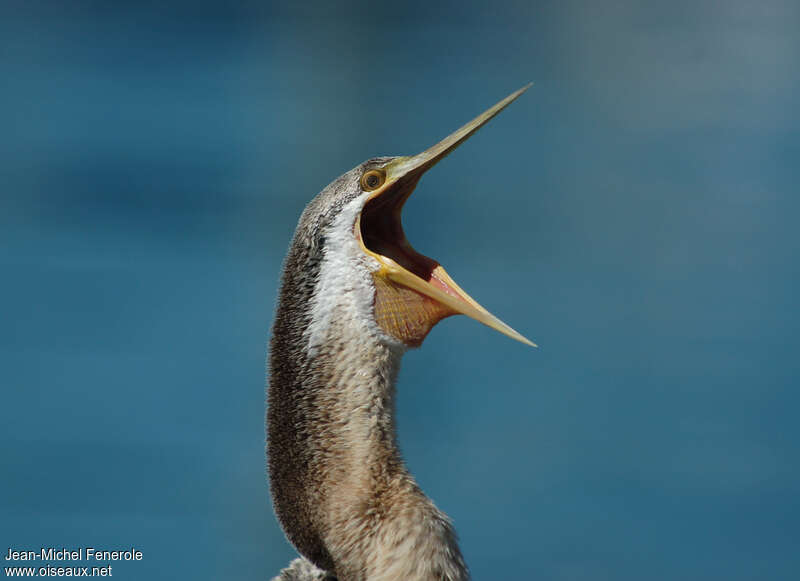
[287,86,535,353]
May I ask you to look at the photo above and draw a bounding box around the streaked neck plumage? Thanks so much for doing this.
[268,193,468,581]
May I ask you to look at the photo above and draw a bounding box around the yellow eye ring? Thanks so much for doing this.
[360,169,385,191]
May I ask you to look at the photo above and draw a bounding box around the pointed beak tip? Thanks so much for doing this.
[513,333,538,349]
[387,83,534,180]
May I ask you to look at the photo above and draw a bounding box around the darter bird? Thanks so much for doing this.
[268,86,535,581]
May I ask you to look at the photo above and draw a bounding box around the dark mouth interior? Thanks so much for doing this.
[359,176,440,281]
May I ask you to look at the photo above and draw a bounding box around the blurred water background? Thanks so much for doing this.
[1,1,799,579]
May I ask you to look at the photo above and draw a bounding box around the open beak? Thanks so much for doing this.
[358,85,536,348]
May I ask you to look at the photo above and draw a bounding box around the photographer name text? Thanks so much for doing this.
[5,548,142,562]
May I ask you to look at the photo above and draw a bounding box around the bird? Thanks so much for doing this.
[267,85,535,581]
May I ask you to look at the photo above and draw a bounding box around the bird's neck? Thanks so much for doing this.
[319,341,468,581]
[269,296,468,580]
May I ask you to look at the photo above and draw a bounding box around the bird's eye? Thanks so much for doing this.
[360,169,385,191]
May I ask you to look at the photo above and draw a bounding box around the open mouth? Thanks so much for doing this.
[356,174,465,346]
[359,174,462,301]
[351,84,536,348]
[355,167,533,348]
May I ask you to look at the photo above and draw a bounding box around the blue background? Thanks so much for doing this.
[2,1,798,579]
